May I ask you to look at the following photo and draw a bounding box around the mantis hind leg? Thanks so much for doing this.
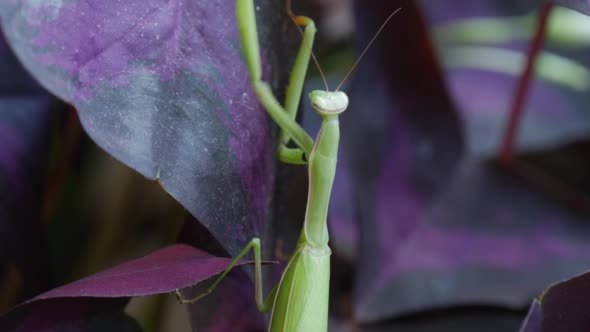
[236,0,316,164]
[175,238,276,313]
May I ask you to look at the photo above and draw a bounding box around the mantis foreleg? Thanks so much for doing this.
[237,0,315,163]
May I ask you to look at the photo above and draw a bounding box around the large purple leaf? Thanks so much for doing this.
[32,244,248,299]
[0,0,297,256]
[342,0,590,323]
[0,244,253,330]
[519,270,590,332]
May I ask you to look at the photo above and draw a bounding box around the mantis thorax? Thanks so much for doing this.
[309,90,349,115]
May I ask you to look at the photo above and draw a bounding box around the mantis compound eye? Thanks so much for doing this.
[309,90,349,115]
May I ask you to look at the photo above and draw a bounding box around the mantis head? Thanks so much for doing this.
[309,90,349,115]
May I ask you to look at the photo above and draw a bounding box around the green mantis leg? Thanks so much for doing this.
[175,238,277,313]
[236,0,316,164]
[281,7,316,146]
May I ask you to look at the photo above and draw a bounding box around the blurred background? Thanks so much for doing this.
[2,0,590,331]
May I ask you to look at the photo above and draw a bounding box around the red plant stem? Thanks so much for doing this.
[500,3,554,164]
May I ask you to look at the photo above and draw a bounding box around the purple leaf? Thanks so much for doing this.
[0,0,298,255]
[32,244,248,300]
[0,244,252,329]
[519,270,590,332]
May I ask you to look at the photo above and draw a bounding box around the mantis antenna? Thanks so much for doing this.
[287,2,401,92]
[335,7,402,91]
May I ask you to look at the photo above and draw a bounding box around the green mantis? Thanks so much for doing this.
[177,1,399,330]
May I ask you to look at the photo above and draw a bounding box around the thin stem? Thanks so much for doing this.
[500,3,553,164]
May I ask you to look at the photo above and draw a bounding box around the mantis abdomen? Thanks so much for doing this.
[269,245,331,331]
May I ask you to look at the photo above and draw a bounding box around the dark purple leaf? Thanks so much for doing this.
[341,0,590,323]
[0,0,298,256]
[519,270,590,332]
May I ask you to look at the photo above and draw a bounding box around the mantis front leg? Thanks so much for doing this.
[176,238,277,312]
[236,0,316,164]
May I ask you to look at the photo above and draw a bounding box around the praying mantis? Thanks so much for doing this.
[176,1,399,330]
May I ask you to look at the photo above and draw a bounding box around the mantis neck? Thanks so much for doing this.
[300,115,340,249]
